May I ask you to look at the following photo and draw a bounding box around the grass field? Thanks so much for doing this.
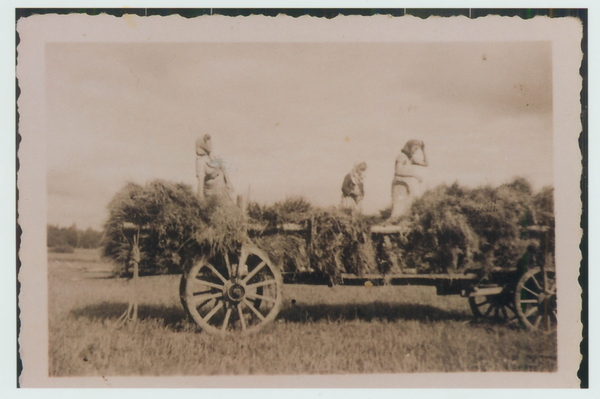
[48,249,557,376]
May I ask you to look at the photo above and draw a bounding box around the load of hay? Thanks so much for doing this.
[248,178,554,279]
[102,180,246,277]
[102,177,553,281]
[247,197,379,280]
[398,178,554,275]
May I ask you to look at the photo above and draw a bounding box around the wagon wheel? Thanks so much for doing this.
[181,244,283,335]
[514,267,557,332]
[468,289,518,323]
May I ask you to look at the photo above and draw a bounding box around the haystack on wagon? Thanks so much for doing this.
[179,219,556,336]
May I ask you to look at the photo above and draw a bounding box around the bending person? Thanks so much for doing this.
[340,162,367,213]
[195,134,235,202]
[388,139,428,222]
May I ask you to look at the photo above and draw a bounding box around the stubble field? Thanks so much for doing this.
[48,249,557,377]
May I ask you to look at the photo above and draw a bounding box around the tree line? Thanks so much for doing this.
[47,224,103,252]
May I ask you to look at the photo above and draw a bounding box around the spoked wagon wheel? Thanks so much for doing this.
[468,289,518,323]
[181,244,283,335]
[514,267,557,332]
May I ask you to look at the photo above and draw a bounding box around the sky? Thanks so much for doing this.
[45,41,553,230]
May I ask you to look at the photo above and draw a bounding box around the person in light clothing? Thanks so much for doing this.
[195,134,235,202]
[388,140,428,222]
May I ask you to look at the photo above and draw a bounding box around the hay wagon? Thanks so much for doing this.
[179,219,556,336]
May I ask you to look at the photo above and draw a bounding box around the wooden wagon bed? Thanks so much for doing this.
[176,220,555,335]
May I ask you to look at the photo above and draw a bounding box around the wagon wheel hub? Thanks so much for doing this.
[537,292,547,303]
[545,294,557,310]
[537,291,556,308]
[226,283,246,302]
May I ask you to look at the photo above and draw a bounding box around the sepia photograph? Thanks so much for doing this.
[16,10,584,389]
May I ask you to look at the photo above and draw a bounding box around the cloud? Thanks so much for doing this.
[398,42,553,119]
[45,42,553,229]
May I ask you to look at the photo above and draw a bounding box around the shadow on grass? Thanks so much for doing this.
[71,300,480,329]
[71,301,189,327]
[278,301,472,323]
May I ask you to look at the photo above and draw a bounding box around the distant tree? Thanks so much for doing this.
[47,223,77,248]
[79,227,103,249]
[47,225,63,248]
[47,224,103,249]
[63,224,79,247]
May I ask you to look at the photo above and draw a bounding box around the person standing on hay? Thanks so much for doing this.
[388,139,428,222]
[195,134,235,202]
[340,162,367,213]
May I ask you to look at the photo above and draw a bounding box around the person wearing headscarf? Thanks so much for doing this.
[195,134,235,202]
[340,162,367,212]
[388,139,428,222]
